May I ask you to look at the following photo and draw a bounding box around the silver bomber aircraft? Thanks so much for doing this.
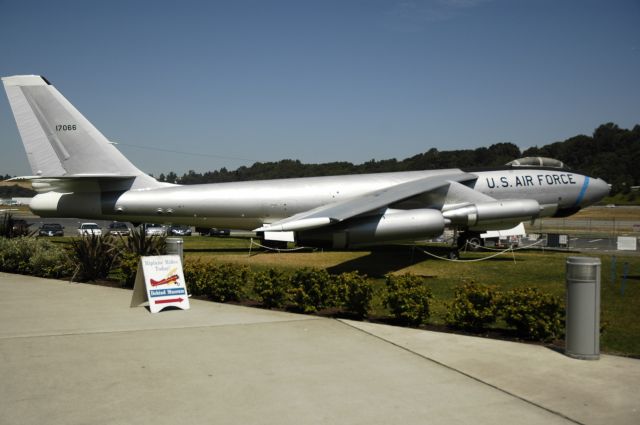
[2,75,610,249]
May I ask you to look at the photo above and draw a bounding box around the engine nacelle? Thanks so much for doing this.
[30,191,104,218]
[443,199,541,230]
[297,208,445,249]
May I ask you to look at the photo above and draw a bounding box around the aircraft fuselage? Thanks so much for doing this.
[29,167,609,231]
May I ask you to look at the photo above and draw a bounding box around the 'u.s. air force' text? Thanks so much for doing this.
[486,173,577,189]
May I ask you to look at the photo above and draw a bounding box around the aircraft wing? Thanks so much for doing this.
[254,172,478,232]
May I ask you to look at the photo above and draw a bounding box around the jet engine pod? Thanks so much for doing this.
[297,208,445,249]
[443,199,541,230]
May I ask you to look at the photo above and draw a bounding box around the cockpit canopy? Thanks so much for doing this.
[506,157,566,169]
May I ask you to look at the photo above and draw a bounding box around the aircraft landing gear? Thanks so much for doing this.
[457,231,483,252]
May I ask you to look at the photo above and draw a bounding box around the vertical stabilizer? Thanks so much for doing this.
[2,75,161,188]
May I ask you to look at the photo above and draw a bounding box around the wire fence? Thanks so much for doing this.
[526,218,640,237]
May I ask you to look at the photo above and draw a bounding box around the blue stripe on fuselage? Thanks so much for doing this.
[573,176,590,207]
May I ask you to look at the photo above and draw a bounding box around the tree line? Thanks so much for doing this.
[156,123,638,195]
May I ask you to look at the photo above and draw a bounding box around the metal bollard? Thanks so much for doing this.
[166,237,184,264]
[565,257,601,360]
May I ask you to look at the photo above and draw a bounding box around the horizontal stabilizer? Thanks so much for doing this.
[9,174,138,182]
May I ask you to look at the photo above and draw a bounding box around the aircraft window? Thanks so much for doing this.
[506,157,566,169]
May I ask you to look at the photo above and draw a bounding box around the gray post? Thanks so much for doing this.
[565,257,601,360]
[166,237,184,263]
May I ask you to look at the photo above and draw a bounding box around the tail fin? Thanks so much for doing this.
[2,75,160,188]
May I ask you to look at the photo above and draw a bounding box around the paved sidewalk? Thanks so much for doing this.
[1,273,638,425]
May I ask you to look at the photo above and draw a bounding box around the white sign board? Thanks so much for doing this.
[130,255,190,313]
[617,236,637,251]
[559,234,569,246]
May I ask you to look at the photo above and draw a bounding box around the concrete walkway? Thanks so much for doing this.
[1,272,638,425]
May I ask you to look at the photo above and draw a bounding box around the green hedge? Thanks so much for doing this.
[334,271,374,319]
[0,239,564,342]
[384,273,432,326]
[288,268,336,313]
[500,288,564,341]
[0,237,74,278]
[253,268,290,309]
[183,260,247,302]
[446,282,500,331]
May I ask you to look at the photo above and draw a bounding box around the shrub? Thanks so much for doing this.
[446,282,500,331]
[113,251,141,288]
[0,237,73,278]
[70,234,119,282]
[183,261,247,302]
[253,268,290,308]
[384,273,432,326]
[289,268,334,313]
[29,241,75,278]
[183,258,210,296]
[113,226,167,287]
[0,236,37,273]
[119,226,166,256]
[500,288,564,341]
[336,271,373,319]
[206,263,248,302]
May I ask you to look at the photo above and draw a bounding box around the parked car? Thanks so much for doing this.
[196,227,230,236]
[144,223,166,236]
[210,228,230,237]
[38,223,64,237]
[77,222,102,236]
[167,225,192,236]
[107,221,131,236]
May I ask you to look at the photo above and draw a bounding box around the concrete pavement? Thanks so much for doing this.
[1,272,638,425]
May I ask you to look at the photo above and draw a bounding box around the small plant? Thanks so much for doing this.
[119,226,166,255]
[336,271,373,319]
[384,273,432,326]
[500,287,564,341]
[253,268,290,308]
[289,268,334,313]
[114,226,167,286]
[446,282,500,331]
[71,234,118,282]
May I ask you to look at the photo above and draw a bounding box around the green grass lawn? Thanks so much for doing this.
[182,237,640,357]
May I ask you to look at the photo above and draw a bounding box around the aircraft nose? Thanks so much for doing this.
[585,177,610,204]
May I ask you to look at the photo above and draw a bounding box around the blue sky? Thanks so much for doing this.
[1,0,638,177]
